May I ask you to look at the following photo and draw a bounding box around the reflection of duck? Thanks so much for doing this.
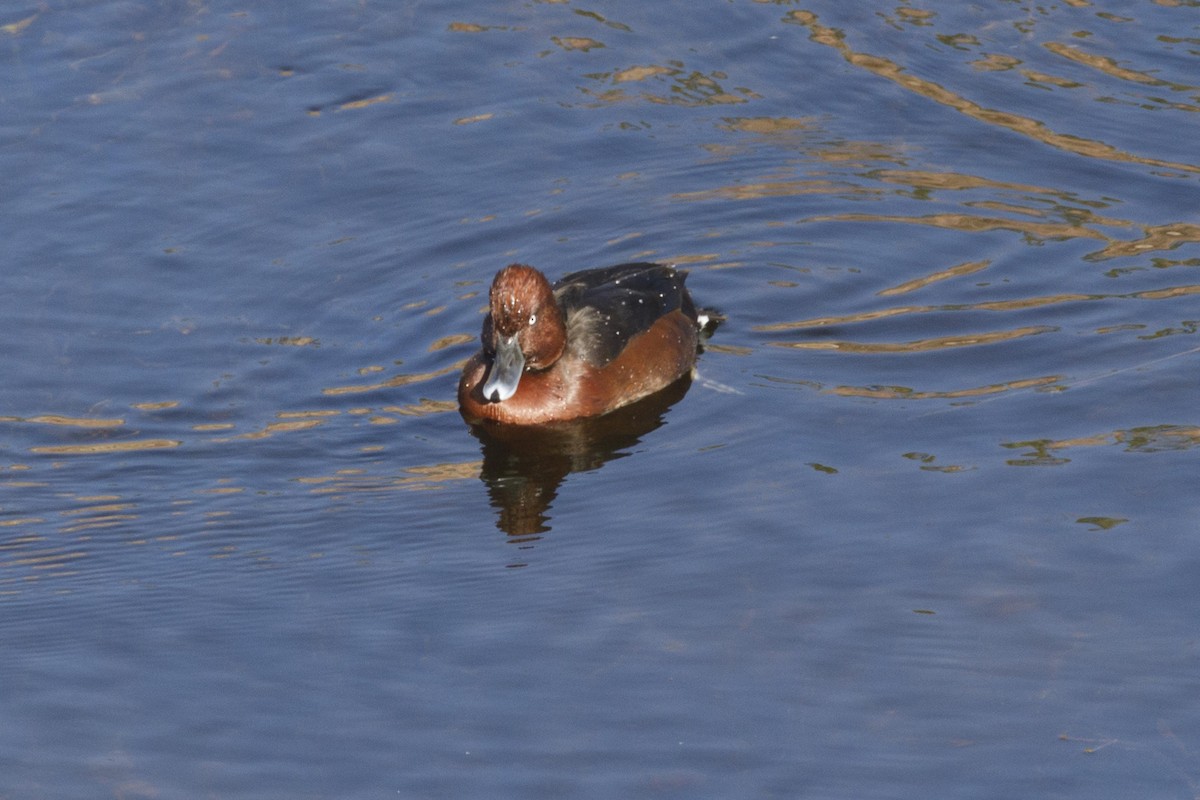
[469,376,692,540]
[459,262,709,425]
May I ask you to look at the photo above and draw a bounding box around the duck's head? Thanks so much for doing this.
[480,264,567,403]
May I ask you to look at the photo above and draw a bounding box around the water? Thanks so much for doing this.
[3,1,1199,797]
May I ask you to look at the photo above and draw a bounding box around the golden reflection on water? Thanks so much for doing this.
[1092,224,1200,260]
[131,401,179,411]
[580,60,755,107]
[382,399,459,416]
[759,284,1200,334]
[770,325,1057,353]
[1043,41,1199,101]
[0,415,124,428]
[323,362,462,396]
[674,180,882,202]
[868,169,1070,197]
[831,375,1062,401]
[781,10,1200,175]
[429,333,474,352]
[296,461,480,495]
[0,319,475,583]
[0,347,465,462]
[0,545,86,583]
[2,14,39,40]
[877,259,992,297]
[801,212,1199,262]
[223,420,323,441]
[812,211,1109,244]
[719,117,816,135]
[691,116,910,170]
[1003,425,1200,466]
[552,36,604,53]
[31,439,181,455]
[335,93,393,112]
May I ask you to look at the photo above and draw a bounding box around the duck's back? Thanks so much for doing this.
[553,263,697,367]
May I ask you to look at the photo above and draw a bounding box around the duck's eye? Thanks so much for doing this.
[528,313,537,326]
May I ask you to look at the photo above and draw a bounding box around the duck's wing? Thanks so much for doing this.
[553,263,695,366]
[554,262,666,292]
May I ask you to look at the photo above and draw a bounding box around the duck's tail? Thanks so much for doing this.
[695,307,725,339]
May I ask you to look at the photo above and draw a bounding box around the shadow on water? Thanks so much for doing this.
[466,375,692,544]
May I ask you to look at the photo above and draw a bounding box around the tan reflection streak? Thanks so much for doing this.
[973,53,1022,72]
[230,420,322,440]
[1,14,36,35]
[1091,223,1200,259]
[429,333,474,352]
[31,439,180,455]
[401,463,480,482]
[337,94,392,111]
[255,336,318,347]
[970,293,1096,311]
[770,325,1055,352]
[132,401,179,411]
[380,399,459,416]
[674,180,876,201]
[298,460,480,494]
[647,71,749,106]
[61,503,135,516]
[1006,425,1200,460]
[968,201,1053,218]
[783,11,1200,174]
[583,67,751,107]
[454,113,493,126]
[878,259,991,296]
[833,375,1061,399]
[553,36,604,52]
[61,515,138,533]
[758,305,936,331]
[812,212,1109,242]
[760,283,1199,332]
[1117,426,1200,450]
[276,410,339,419]
[870,169,1058,195]
[10,551,87,568]
[1044,42,1183,88]
[1133,284,1200,301]
[719,116,815,134]
[613,65,673,82]
[814,143,910,166]
[1022,70,1082,89]
[0,415,124,428]
[323,363,462,396]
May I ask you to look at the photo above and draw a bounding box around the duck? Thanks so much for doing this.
[458,262,707,425]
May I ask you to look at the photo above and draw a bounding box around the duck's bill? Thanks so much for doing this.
[481,334,525,403]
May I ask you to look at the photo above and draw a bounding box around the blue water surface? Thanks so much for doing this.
[3,1,1199,798]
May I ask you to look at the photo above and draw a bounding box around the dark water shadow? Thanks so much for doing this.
[466,376,693,544]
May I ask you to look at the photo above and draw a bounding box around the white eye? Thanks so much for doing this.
[529,313,537,326]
